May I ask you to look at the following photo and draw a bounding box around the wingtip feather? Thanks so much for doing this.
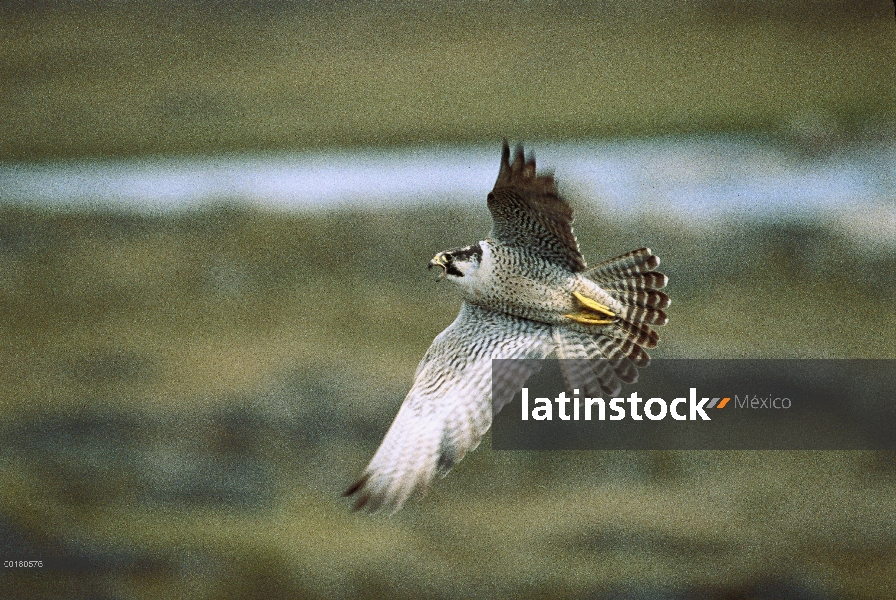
[344,474,367,498]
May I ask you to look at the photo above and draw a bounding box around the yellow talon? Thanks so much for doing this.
[571,291,615,317]
[565,312,614,325]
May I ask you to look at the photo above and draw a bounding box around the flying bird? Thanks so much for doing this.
[345,141,669,513]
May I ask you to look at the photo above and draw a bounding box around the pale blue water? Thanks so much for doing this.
[1,137,893,239]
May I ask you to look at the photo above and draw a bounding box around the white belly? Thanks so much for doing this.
[458,242,587,325]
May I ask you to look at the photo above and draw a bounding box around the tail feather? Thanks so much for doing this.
[562,247,668,396]
[553,329,650,396]
[602,272,669,292]
[608,288,670,310]
[554,330,632,395]
[607,319,660,349]
[582,247,669,348]
[586,247,660,281]
[588,250,669,317]
[594,337,638,383]
[621,305,668,326]
[593,360,622,395]
[605,337,651,368]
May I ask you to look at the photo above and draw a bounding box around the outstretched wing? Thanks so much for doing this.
[345,302,554,513]
[487,140,587,272]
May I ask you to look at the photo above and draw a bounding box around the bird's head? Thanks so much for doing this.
[429,243,483,282]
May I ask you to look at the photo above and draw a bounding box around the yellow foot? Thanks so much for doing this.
[565,312,614,325]
[572,291,615,316]
[565,291,616,325]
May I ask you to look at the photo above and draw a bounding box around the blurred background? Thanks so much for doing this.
[1,1,895,598]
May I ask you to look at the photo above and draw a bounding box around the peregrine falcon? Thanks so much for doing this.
[345,141,669,513]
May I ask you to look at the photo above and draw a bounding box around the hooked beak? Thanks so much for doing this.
[428,253,448,281]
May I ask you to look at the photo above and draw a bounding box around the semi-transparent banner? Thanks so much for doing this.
[491,360,896,450]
